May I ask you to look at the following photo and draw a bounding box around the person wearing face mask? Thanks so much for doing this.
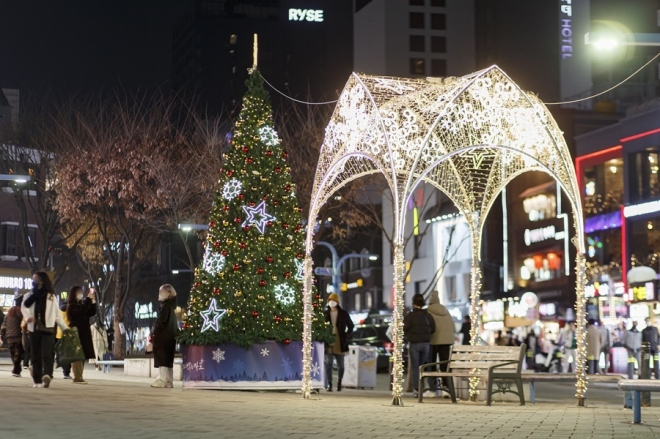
[323,293,354,392]
[66,286,97,383]
[151,284,179,388]
[22,272,68,388]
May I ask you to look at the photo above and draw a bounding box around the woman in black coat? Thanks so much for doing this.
[66,286,97,384]
[151,284,178,388]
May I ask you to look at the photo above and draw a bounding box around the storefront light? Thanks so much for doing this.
[623,200,660,218]
[610,166,617,174]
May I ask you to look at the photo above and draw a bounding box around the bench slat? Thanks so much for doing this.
[449,361,518,370]
[450,353,520,361]
[422,372,489,378]
[451,345,521,353]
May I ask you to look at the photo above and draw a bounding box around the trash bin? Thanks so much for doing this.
[343,345,378,389]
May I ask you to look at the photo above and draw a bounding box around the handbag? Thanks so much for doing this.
[35,312,54,334]
[145,343,154,353]
[55,327,86,367]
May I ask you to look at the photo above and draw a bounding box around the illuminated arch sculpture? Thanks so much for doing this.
[300,66,588,405]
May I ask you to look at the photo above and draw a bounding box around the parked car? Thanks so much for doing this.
[351,324,408,371]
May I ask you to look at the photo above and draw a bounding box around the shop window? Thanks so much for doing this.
[445,276,456,302]
[410,58,426,76]
[431,0,445,6]
[409,35,425,52]
[431,36,446,53]
[409,12,424,29]
[629,149,660,203]
[584,157,623,215]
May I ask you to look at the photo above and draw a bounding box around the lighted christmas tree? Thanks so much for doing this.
[179,69,331,348]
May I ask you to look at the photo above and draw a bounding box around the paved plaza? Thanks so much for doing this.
[2,361,660,439]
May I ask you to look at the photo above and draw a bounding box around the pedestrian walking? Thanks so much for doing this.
[622,321,642,377]
[559,322,577,373]
[150,284,178,388]
[460,315,471,345]
[403,293,435,399]
[642,318,659,379]
[494,330,508,346]
[586,319,603,374]
[91,319,109,371]
[21,271,68,388]
[57,301,72,379]
[323,293,353,392]
[599,322,611,374]
[426,290,454,398]
[66,286,97,384]
[0,295,25,377]
[21,316,30,370]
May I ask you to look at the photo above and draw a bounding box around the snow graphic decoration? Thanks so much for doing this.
[202,245,226,275]
[260,348,270,357]
[241,200,276,234]
[311,362,321,378]
[222,178,242,201]
[258,125,279,146]
[273,283,296,306]
[200,298,227,332]
[212,348,226,363]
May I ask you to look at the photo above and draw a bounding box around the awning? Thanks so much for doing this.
[519,181,556,199]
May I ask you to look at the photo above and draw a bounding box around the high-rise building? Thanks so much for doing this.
[173,0,353,113]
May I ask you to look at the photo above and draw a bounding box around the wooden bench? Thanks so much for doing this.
[419,344,526,405]
[521,372,623,404]
[618,379,660,423]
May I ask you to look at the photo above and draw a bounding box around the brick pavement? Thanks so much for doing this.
[1,364,660,439]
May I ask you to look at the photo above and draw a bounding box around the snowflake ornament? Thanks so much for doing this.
[258,125,279,146]
[260,348,270,357]
[274,283,296,306]
[311,362,321,378]
[212,348,226,363]
[202,245,226,274]
[222,178,242,201]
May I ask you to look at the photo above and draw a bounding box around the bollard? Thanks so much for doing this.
[641,342,651,407]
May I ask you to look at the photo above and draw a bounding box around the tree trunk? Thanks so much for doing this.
[113,236,126,359]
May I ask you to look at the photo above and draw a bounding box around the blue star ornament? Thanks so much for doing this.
[241,200,276,234]
[200,298,227,332]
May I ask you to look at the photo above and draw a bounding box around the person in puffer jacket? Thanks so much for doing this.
[426,291,455,396]
[403,293,435,398]
[1,295,25,377]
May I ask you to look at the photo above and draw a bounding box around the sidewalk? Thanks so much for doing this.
[1,361,660,438]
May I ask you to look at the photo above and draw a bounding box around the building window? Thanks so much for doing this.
[628,149,660,203]
[1,224,18,256]
[445,276,457,302]
[410,58,426,75]
[431,36,446,53]
[431,59,446,76]
[409,12,424,29]
[431,0,445,6]
[431,13,446,30]
[409,0,424,5]
[409,35,425,52]
[414,280,426,296]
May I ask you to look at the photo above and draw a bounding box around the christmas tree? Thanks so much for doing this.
[179,69,332,348]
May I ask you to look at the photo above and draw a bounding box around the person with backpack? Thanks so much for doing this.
[22,271,68,388]
[150,284,178,388]
[1,295,25,377]
[642,318,659,379]
[403,293,436,399]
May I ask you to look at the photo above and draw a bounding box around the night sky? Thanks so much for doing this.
[0,0,184,98]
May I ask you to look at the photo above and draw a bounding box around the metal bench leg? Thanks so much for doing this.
[530,381,535,405]
[633,390,641,424]
[515,378,525,406]
[418,373,423,403]
[446,377,457,403]
[487,380,493,406]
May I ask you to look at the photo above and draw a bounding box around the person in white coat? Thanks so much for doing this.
[91,320,109,371]
[21,272,68,388]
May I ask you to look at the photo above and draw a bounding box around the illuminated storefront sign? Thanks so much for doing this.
[0,276,32,291]
[629,282,655,302]
[288,9,324,22]
[539,303,557,318]
[524,225,557,246]
[523,194,556,222]
[481,301,504,323]
[559,0,572,60]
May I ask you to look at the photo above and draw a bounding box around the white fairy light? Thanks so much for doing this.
[301,66,587,405]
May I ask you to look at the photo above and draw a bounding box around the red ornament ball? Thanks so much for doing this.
[282,223,289,229]
[274,167,281,173]
[272,200,279,206]
[232,264,241,271]
[234,217,242,223]
[257,267,264,274]
[265,150,273,156]
[249,201,255,207]
[239,242,246,249]
[262,195,269,201]
[296,253,304,260]
[242,146,249,153]
[259,279,267,287]
[283,339,291,345]
[274,315,282,323]
[243,225,251,232]
[266,221,273,227]
[213,241,221,249]
[252,311,259,318]
[284,271,291,278]
[314,294,321,300]
[237,193,244,200]
[282,151,288,159]
[245,157,253,164]
[209,221,216,228]
[222,205,229,212]
[182,322,190,329]
[213,287,221,295]
[226,170,233,176]
[266,256,273,263]
[313,303,318,309]
[221,250,228,257]
[194,282,201,288]
[284,185,291,192]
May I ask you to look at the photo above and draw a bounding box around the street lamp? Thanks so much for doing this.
[0,174,31,183]
[172,269,194,274]
[178,223,209,231]
[315,241,378,298]
[585,32,660,48]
